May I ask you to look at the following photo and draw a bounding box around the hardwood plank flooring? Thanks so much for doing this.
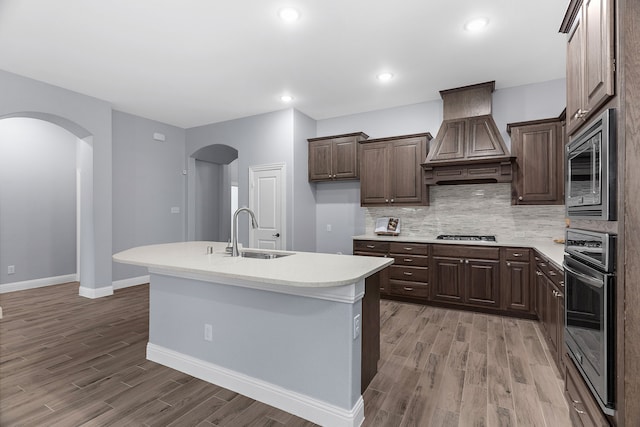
[0,283,570,426]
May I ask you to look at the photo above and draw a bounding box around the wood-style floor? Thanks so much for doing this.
[0,283,571,426]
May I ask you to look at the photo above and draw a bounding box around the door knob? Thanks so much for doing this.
[273,233,280,237]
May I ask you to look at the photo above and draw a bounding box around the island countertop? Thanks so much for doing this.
[113,241,393,288]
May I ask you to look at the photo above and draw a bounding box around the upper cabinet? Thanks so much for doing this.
[507,113,565,205]
[359,133,432,207]
[561,0,615,135]
[308,132,368,182]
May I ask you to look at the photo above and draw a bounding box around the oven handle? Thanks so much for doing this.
[563,263,604,288]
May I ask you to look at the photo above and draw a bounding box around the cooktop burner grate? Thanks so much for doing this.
[436,234,497,242]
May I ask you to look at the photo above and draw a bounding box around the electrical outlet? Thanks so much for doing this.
[353,314,361,339]
[326,224,332,232]
[204,323,213,342]
[7,265,15,275]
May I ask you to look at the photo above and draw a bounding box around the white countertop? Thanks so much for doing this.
[113,241,393,288]
[353,235,566,269]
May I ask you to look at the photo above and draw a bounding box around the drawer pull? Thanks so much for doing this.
[404,258,414,262]
[573,406,586,415]
[560,280,565,286]
[513,253,523,257]
[570,397,581,404]
[403,287,414,291]
[403,272,413,276]
[540,263,547,267]
[549,271,557,276]
[403,247,414,251]
[366,245,376,249]
[536,271,543,276]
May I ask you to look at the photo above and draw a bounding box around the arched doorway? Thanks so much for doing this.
[0,113,95,295]
[187,144,238,242]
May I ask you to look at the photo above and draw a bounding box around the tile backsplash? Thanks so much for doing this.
[365,183,566,242]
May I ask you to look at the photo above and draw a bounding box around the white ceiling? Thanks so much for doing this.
[0,0,568,128]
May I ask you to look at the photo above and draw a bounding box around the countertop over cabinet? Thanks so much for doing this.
[353,235,565,268]
[114,241,393,289]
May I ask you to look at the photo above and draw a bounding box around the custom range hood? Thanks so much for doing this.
[422,81,515,185]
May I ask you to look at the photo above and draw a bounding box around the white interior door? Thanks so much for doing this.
[249,164,285,250]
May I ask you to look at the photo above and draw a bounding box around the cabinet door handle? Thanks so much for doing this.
[403,272,413,276]
[465,259,469,264]
[460,259,464,263]
[390,198,395,203]
[536,271,543,276]
[404,258,413,262]
[385,199,389,203]
[272,233,280,237]
[507,262,511,267]
[560,280,565,287]
[403,287,414,291]
[518,196,523,201]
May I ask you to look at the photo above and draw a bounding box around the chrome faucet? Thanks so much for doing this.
[231,207,259,257]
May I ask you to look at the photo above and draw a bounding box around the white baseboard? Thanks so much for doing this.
[78,285,114,299]
[0,274,78,294]
[147,343,364,427]
[112,275,149,290]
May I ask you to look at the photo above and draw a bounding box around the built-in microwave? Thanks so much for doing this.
[566,108,616,220]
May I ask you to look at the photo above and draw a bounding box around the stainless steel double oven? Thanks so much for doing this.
[564,228,616,415]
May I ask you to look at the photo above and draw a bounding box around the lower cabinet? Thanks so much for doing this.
[502,248,532,313]
[534,251,565,372]
[564,353,610,427]
[431,245,500,309]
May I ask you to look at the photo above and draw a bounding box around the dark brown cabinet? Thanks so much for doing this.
[507,117,564,205]
[359,133,431,207]
[308,132,368,182]
[534,252,565,370]
[502,248,532,313]
[431,245,500,309]
[353,240,390,296]
[388,242,430,301]
[565,353,610,427]
[563,0,615,135]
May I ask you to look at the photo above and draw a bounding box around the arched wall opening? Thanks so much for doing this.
[187,144,238,242]
[0,113,95,294]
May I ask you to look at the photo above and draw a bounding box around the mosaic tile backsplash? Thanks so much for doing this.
[365,183,566,242]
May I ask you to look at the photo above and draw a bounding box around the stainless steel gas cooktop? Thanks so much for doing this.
[436,235,497,242]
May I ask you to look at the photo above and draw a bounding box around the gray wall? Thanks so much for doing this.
[186,109,297,250]
[112,110,186,282]
[315,79,567,254]
[0,69,113,289]
[0,118,77,284]
[292,110,317,252]
[194,160,222,241]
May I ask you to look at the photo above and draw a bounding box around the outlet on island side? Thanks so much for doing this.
[204,323,213,342]
[7,265,15,275]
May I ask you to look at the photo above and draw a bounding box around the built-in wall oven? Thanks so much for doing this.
[566,108,616,220]
[564,228,616,415]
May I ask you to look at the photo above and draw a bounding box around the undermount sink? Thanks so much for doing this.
[240,250,293,260]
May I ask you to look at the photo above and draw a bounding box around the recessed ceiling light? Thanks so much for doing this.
[280,95,294,102]
[278,7,300,22]
[377,72,394,82]
[464,17,489,32]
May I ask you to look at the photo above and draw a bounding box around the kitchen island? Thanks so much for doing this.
[113,241,392,427]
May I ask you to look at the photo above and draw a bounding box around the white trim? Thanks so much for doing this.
[0,274,78,294]
[148,268,365,304]
[112,275,150,290]
[147,343,364,427]
[78,285,113,299]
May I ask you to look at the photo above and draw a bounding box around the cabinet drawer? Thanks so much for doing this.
[354,240,389,254]
[564,354,610,427]
[504,247,530,261]
[432,244,500,260]
[389,265,429,282]
[388,280,429,299]
[389,242,429,256]
[392,255,429,267]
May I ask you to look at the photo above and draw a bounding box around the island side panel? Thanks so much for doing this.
[362,270,381,393]
[148,273,362,411]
